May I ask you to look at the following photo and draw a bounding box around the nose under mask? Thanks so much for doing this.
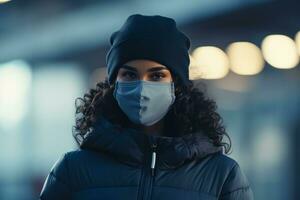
[113,80,176,126]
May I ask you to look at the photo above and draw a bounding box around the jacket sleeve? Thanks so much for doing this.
[39,153,72,200]
[219,163,254,200]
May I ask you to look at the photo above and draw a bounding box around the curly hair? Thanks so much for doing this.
[72,75,232,154]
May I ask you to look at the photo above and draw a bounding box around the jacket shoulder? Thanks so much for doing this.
[207,152,254,200]
[63,148,118,169]
[63,149,102,162]
[40,149,101,199]
[40,151,73,199]
[208,152,239,169]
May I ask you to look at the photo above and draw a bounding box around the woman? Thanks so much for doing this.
[40,14,254,200]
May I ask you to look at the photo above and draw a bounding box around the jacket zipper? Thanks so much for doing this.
[137,137,157,200]
[147,143,157,200]
[150,143,157,177]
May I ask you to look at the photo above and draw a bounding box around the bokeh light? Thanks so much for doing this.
[253,124,286,168]
[0,0,11,3]
[0,60,31,130]
[190,46,229,79]
[295,31,300,56]
[188,54,202,80]
[227,42,265,75]
[261,34,299,69]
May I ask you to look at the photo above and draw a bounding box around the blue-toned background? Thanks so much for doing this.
[0,0,299,199]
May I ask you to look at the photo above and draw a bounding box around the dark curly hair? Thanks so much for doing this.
[72,75,232,154]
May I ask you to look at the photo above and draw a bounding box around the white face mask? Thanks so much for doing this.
[113,80,176,126]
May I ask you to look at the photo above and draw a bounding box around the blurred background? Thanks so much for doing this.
[0,0,299,199]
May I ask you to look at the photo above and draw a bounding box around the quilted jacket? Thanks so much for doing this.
[40,116,254,200]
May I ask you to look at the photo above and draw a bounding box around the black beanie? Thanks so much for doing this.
[105,14,192,86]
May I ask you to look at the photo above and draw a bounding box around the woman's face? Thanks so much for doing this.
[116,59,173,83]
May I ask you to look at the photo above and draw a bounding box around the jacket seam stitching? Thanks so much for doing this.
[220,185,251,197]
[219,162,239,196]
[73,185,139,193]
[223,163,237,183]
[152,185,216,197]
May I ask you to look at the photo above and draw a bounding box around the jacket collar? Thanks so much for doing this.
[80,116,223,169]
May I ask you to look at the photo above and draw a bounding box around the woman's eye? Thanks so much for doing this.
[122,71,136,79]
[151,72,166,80]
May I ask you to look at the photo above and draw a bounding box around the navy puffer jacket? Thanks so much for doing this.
[40,116,254,200]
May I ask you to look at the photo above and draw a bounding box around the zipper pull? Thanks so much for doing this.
[151,143,157,177]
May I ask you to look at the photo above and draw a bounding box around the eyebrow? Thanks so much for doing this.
[121,64,168,72]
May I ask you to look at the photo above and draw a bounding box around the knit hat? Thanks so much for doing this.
[105,14,192,86]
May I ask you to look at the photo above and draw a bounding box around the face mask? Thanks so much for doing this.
[113,80,176,126]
